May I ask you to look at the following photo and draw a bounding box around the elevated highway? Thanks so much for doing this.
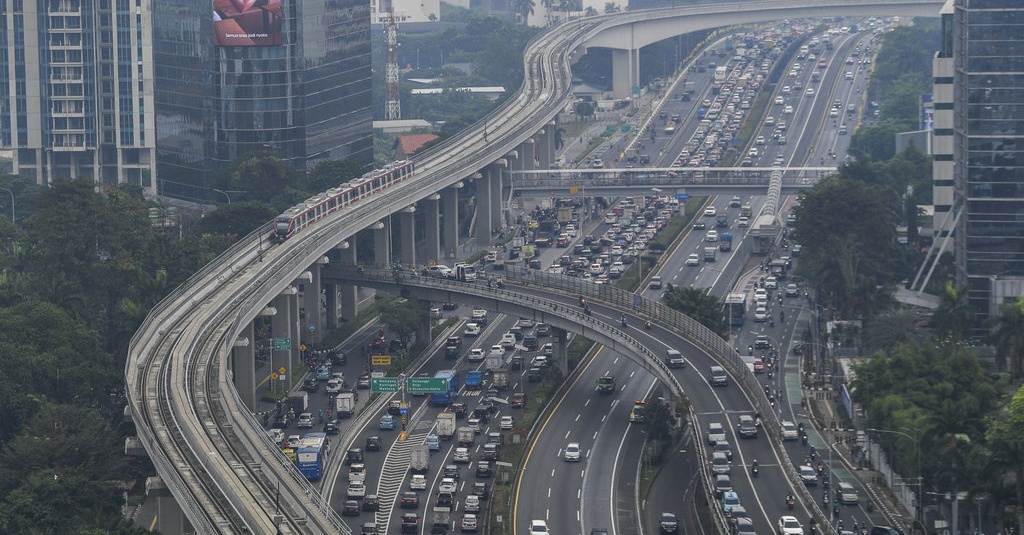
[125,0,943,532]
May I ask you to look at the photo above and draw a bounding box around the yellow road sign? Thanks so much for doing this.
[278,366,287,374]
[371,354,392,366]
[271,373,279,380]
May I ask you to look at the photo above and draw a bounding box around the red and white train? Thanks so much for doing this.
[274,160,415,242]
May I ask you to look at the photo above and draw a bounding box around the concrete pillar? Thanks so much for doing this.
[301,260,327,345]
[475,171,493,242]
[324,283,338,329]
[493,158,509,230]
[271,287,298,390]
[442,185,460,262]
[537,122,555,170]
[374,219,390,267]
[339,242,358,320]
[146,476,191,535]
[232,323,256,408]
[398,206,416,267]
[422,195,441,265]
[521,139,536,171]
[554,327,569,377]
[611,47,639,99]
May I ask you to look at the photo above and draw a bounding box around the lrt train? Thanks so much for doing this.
[274,160,415,243]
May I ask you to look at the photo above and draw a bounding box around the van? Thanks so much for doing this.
[665,350,686,369]
[649,276,663,289]
[737,415,758,438]
[709,366,728,386]
[523,334,539,350]
[711,452,731,474]
[836,482,859,504]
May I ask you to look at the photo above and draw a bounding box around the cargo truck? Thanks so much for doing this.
[492,369,509,390]
[431,507,451,535]
[410,444,430,474]
[457,426,476,446]
[465,370,483,390]
[436,412,457,440]
[719,233,733,252]
[287,391,309,414]
[704,246,717,262]
[335,392,356,418]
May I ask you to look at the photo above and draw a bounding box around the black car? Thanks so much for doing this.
[401,513,420,534]
[436,492,454,508]
[330,351,348,366]
[443,464,460,480]
[400,492,420,509]
[346,448,364,465]
[325,420,339,435]
[659,513,678,534]
[476,461,492,478]
[694,220,706,230]
[365,436,381,452]
[450,403,468,419]
[357,374,372,389]
[388,400,403,416]
[471,482,490,500]
[361,523,378,535]
[302,378,319,393]
[342,500,361,516]
[471,406,491,423]
[388,339,404,352]
[362,495,379,511]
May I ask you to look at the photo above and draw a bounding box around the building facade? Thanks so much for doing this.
[154,0,373,202]
[950,0,1024,322]
[1,0,157,195]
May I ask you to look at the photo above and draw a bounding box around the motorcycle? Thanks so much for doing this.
[823,492,830,506]
[786,495,795,510]
[645,320,652,331]
[751,464,759,478]
[620,315,628,328]
[584,304,592,316]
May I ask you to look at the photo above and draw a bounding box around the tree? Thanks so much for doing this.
[986,386,1024,532]
[661,285,728,338]
[990,296,1024,376]
[193,201,278,240]
[306,159,364,192]
[574,101,595,121]
[379,299,428,349]
[584,6,598,16]
[603,2,620,13]
[513,0,534,24]
[929,282,974,345]
[862,308,929,355]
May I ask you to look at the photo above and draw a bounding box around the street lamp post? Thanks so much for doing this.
[213,188,232,204]
[868,427,922,532]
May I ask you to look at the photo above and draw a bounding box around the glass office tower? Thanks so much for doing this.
[952,0,1024,322]
[153,0,373,201]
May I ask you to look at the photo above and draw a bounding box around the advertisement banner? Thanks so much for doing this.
[213,0,282,47]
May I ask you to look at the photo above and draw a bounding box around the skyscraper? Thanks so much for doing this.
[1,0,157,195]
[949,0,1024,322]
[153,0,374,201]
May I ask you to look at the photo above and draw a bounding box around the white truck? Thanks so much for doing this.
[436,412,457,440]
[457,426,476,447]
[492,369,509,390]
[335,392,356,418]
[410,444,429,474]
[431,507,451,535]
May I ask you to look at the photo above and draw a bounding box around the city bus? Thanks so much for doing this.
[725,292,747,327]
[296,432,330,480]
[430,370,460,406]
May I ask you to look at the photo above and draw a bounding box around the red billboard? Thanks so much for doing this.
[213,0,282,47]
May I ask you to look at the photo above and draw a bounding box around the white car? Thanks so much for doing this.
[347,481,366,498]
[467,348,485,362]
[296,412,314,429]
[778,516,803,535]
[737,216,750,228]
[326,378,342,394]
[490,345,506,356]
[409,474,427,490]
[705,230,719,242]
[753,307,768,322]
[785,283,800,297]
[774,95,784,104]
[686,253,700,266]
[453,447,471,463]
[348,463,366,483]
[500,333,517,349]
[564,442,581,461]
[529,519,549,535]
[499,416,514,430]
[704,206,717,217]
[464,323,482,336]
[540,343,554,356]
[439,477,457,493]
[781,421,799,440]
[464,495,481,512]
[707,422,726,444]
[268,428,285,446]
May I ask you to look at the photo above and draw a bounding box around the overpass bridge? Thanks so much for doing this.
[125,1,943,532]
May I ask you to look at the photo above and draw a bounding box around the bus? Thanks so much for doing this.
[296,432,330,480]
[725,292,747,327]
[430,370,460,406]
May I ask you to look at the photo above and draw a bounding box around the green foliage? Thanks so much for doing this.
[306,159,365,192]
[379,299,429,348]
[661,285,728,338]
[641,396,675,442]
[870,20,940,111]
[192,201,278,240]
[990,296,1024,376]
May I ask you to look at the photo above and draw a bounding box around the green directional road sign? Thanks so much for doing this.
[371,377,400,393]
[407,377,448,394]
[273,338,292,350]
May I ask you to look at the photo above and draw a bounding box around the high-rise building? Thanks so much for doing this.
[948,0,1024,323]
[0,0,157,195]
[153,0,374,202]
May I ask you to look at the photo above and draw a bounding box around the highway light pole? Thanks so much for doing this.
[868,427,922,531]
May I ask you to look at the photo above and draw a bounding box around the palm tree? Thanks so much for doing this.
[990,296,1024,376]
[513,0,535,24]
[863,308,928,355]
[603,1,620,13]
[929,282,974,345]
[584,6,598,15]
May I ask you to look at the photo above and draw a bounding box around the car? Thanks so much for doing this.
[753,358,765,374]
[464,323,482,336]
[347,481,366,498]
[753,307,768,322]
[467,348,485,362]
[730,196,742,208]
[464,494,481,512]
[708,422,726,444]
[734,517,756,535]
[836,481,859,504]
[665,349,686,369]
[714,440,733,461]
[400,492,420,509]
[704,206,717,217]
[693,220,706,230]
[302,378,319,393]
[471,482,490,499]
[342,499,361,516]
[500,332,517,348]
[535,323,551,337]
[799,464,818,485]
[499,416,514,430]
[423,265,455,279]
[714,474,732,498]
[529,519,549,535]
[461,514,479,532]
[348,463,366,483]
[476,461,492,477]
[778,516,803,535]
[764,276,778,290]
[268,428,285,446]
[409,474,427,490]
[785,283,800,297]
[436,491,455,508]
[781,421,799,440]
[400,513,420,534]
[490,345,506,356]
[296,412,314,429]
[357,374,371,389]
[346,447,364,465]
[439,477,457,493]
[706,230,719,242]
[388,400,403,416]
[659,512,679,534]
[326,378,342,394]
[362,494,379,511]
[686,253,700,266]
[510,392,527,408]
[564,442,582,461]
[361,522,378,535]
[540,342,554,356]
[754,336,771,350]
[722,491,741,514]
[711,451,731,475]
[379,414,395,430]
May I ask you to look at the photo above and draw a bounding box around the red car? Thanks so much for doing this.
[510,392,527,408]
[753,358,765,374]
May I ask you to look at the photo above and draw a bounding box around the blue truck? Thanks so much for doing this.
[719,232,733,252]
[464,370,483,390]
